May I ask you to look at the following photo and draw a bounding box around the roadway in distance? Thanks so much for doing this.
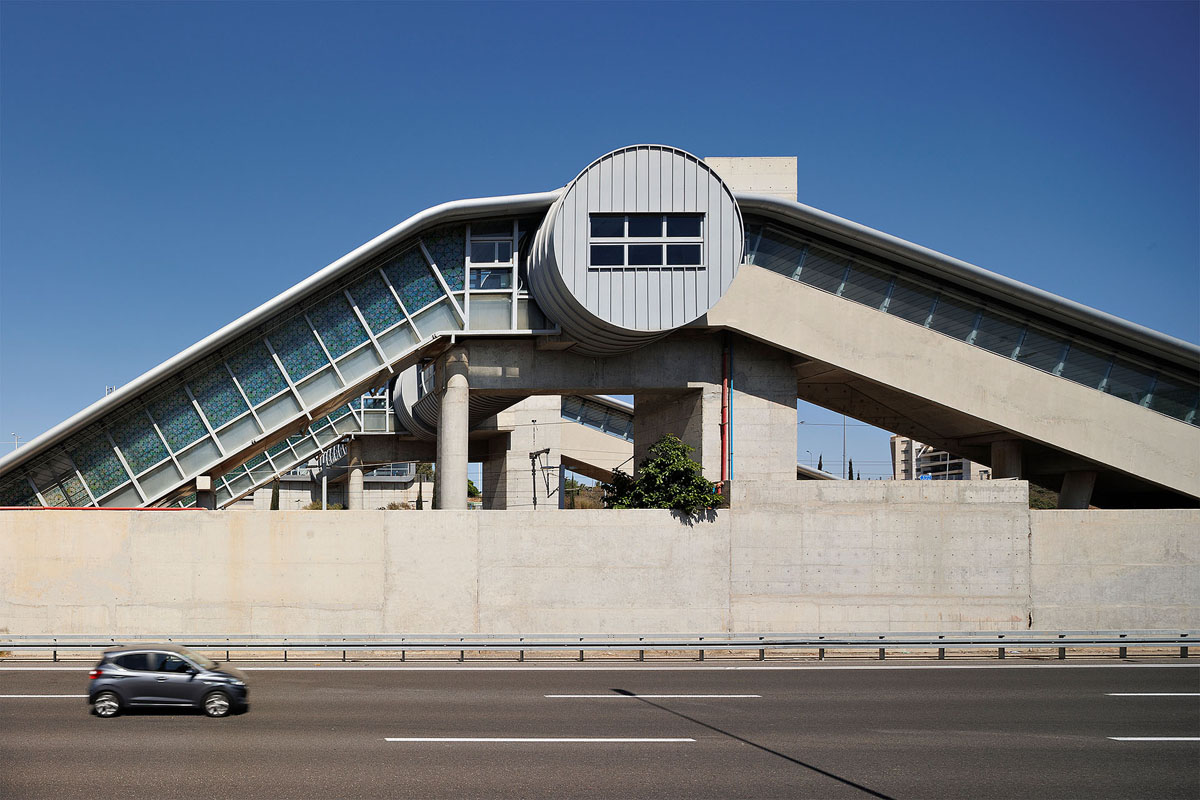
[1,661,1197,799]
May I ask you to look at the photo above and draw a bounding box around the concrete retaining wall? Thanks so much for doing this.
[1,482,1196,635]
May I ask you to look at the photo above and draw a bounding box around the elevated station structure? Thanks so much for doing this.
[1,145,1196,510]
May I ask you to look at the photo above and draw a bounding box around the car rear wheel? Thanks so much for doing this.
[93,691,121,718]
[203,690,232,718]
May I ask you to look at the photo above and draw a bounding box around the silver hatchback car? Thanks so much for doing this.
[88,643,249,718]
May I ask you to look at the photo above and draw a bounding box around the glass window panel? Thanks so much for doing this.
[382,247,443,312]
[257,392,302,431]
[1016,327,1067,373]
[41,483,68,506]
[1148,374,1200,421]
[228,341,288,406]
[471,242,497,264]
[411,299,462,339]
[750,230,805,277]
[268,315,328,382]
[840,263,892,309]
[973,311,1025,358]
[347,272,404,336]
[109,412,169,475]
[139,460,182,498]
[148,389,207,452]
[590,215,624,237]
[216,413,261,453]
[666,244,702,266]
[471,220,512,237]
[666,215,703,237]
[1060,344,1113,390]
[517,298,547,330]
[885,277,937,325]
[469,294,513,329]
[590,244,623,266]
[497,242,512,262]
[928,294,979,341]
[296,368,343,407]
[308,294,368,359]
[98,483,142,508]
[336,344,382,383]
[470,268,512,289]
[627,215,662,237]
[71,434,128,498]
[290,436,319,460]
[225,471,253,497]
[628,244,662,266]
[177,437,221,477]
[422,225,465,291]
[189,366,248,430]
[377,323,417,358]
[796,246,849,293]
[1104,359,1154,405]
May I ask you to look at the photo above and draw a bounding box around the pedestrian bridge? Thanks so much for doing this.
[0,146,1195,509]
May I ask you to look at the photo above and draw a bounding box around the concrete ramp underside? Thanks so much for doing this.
[707,265,1200,507]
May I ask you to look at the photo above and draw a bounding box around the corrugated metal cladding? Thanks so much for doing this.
[528,145,744,356]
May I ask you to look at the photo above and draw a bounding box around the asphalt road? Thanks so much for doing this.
[1,661,1197,799]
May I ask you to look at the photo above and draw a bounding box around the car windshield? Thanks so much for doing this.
[175,646,217,670]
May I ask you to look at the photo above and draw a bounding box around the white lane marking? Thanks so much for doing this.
[1,663,1197,672]
[1108,737,1200,742]
[544,694,760,698]
[1106,693,1200,697]
[385,737,695,743]
[0,694,87,698]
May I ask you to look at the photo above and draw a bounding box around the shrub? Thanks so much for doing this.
[601,434,719,515]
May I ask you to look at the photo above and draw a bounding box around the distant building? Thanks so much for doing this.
[890,435,991,481]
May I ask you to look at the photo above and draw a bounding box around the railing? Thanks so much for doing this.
[2,631,1193,663]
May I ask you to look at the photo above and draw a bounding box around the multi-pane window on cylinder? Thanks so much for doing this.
[588,213,704,268]
[468,221,515,291]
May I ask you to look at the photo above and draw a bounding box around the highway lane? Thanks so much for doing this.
[1,662,1196,799]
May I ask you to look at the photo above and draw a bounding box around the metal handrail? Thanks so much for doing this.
[1,631,1193,662]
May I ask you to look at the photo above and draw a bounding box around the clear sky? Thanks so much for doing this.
[2,1,1196,479]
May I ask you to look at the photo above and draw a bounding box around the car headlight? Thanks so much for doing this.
[227,678,245,686]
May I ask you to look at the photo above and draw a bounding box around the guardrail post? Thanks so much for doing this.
[1058,647,1066,660]
[519,650,524,663]
[638,649,645,662]
[226,650,230,662]
[458,650,464,663]
[283,648,288,663]
[341,650,346,663]
[998,647,1005,659]
[878,648,886,660]
[1181,647,1189,658]
[818,648,825,661]
[578,649,584,662]
[937,648,945,660]
[759,648,765,661]
[699,649,705,662]
[1118,646,1126,659]
[52,650,57,663]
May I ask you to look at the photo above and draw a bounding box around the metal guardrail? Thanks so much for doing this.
[1,631,1193,662]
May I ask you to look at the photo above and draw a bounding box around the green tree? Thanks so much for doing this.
[817,454,823,472]
[269,479,280,511]
[601,434,719,515]
[467,479,480,498]
[847,457,854,480]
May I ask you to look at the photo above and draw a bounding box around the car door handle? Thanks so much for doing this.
[156,676,169,681]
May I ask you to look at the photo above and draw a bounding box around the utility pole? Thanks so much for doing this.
[10,433,21,451]
[842,414,847,479]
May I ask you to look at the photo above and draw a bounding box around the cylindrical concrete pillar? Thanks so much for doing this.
[436,346,470,510]
[1057,470,1097,509]
[347,438,364,510]
[990,439,1023,479]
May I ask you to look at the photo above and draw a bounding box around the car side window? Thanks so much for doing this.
[143,652,164,672]
[114,653,150,671]
[159,655,192,673]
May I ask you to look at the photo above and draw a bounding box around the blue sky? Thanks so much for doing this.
[2,1,1196,479]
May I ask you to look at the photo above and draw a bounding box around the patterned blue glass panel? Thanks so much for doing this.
[245,453,268,469]
[188,366,248,430]
[424,225,465,291]
[382,247,443,312]
[149,389,207,451]
[0,475,38,507]
[109,411,169,475]
[228,341,287,406]
[41,483,68,506]
[267,440,293,459]
[269,315,328,381]
[63,473,90,506]
[70,431,129,498]
[177,493,197,508]
[308,294,368,358]
[349,272,404,334]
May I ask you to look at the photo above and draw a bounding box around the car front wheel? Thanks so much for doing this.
[203,690,232,718]
[93,691,121,718]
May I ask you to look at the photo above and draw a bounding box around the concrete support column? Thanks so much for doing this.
[436,345,470,510]
[990,440,1023,479]
[1057,470,1097,509]
[346,438,364,510]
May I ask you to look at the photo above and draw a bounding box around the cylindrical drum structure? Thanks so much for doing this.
[528,145,744,356]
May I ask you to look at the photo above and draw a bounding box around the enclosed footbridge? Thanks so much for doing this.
[0,146,1195,509]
